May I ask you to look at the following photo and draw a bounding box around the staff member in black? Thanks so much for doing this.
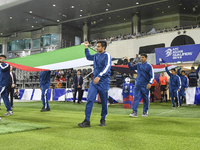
[188,66,200,87]
[73,71,83,104]
[7,66,16,108]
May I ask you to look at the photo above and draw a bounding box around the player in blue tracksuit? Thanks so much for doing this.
[177,68,188,106]
[78,41,111,127]
[126,54,154,117]
[40,71,51,112]
[165,63,181,108]
[0,55,13,116]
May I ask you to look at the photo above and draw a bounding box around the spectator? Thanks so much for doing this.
[7,66,16,108]
[73,71,83,104]
[60,75,66,88]
[159,72,168,102]
[115,72,123,88]
[133,54,141,63]
[14,88,20,99]
[190,25,193,29]
[60,75,66,82]
[54,70,59,76]
[179,26,183,30]
[165,63,181,108]
[65,69,71,79]
[196,23,199,28]
[54,77,62,89]
[59,70,64,76]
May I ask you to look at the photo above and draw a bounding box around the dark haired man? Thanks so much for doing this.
[7,66,16,108]
[133,54,141,64]
[165,63,181,108]
[186,65,200,104]
[188,66,200,87]
[0,55,13,116]
[126,53,154,117]
[73,71,83,104]
[78,41,111,127]
[177,68,188,105]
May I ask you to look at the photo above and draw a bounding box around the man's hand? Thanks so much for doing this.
[93,77,100,84]
[125,56,130,63]
[146,83,151,89]
[178,89,180,92]
[84,41,89,49]
[77,85,81,88]
[11,84,15,88]
[165,63,168,67]
[185,88,187,91]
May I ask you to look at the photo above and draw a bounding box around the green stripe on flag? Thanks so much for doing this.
[6,45,96,67]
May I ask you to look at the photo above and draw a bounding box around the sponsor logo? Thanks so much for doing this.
[165,48,172,57]
[165,47,193,59]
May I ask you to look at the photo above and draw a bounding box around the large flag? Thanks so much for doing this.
[5,45,96,71]
[5,44,177,73]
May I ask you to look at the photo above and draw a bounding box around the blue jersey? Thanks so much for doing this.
[0,63,10,87]
[40,71,51,87]
[165,67,181,91]
[177,68,188,89]
[85,48,111,90]
[128,62,154,86]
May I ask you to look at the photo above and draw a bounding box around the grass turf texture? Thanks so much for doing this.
[0,101,200,150]
[0,119,49,135]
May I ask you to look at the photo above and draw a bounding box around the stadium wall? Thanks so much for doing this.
[106,28,200,59]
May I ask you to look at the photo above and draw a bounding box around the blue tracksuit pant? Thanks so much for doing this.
[133,84,150,113]
[170,89,179,107]
[41,86,50,109]
[85,82,108,121]
[0,86,12,112]
[179,88,185,105]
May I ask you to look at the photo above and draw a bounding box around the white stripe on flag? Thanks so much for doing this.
[36,58,94,70]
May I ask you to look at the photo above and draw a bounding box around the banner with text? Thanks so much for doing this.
[155,44,200,64]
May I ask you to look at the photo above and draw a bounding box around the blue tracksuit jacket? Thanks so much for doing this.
[0,63,11,112]
[40,71,51,88]
[0,63,10,87]
[85,48,111,90]
[128,62,154,86]
[165,67,181,91]
[177,68,188,90]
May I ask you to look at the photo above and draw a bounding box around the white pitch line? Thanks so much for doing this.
[158,107,185,116]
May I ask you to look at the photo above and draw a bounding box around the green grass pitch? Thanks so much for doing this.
[0,101,200,150]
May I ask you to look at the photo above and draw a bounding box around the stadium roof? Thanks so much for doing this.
[0,0,199,37]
